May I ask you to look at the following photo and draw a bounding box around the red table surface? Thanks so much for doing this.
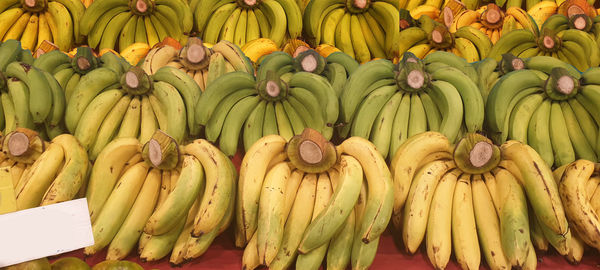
[51,152,600,269]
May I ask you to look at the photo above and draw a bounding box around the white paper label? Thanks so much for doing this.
[0,198,94,267]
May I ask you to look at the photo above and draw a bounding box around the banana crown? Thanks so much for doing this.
[286,128,338,173]
[453,133,501,174]
[141,130,180,170]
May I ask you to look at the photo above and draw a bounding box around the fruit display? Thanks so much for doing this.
[141,38,254,91]
[450,5,538,44]
[12,130,89,210]
[0,0,85,52]
[340,51,484,159]
[395,15,493,62]
[486,62,600,167]
[190,0,302,48]
[80,0,193,51]
[65,63,201,159]
[303,0,400,62]
[84,131,236,264]
[196,56,339,156]
[390,132,573,269]
[236,129,393,270]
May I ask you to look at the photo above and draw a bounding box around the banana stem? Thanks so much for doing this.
[293,45,310,58]
[453,133,501,174]
[121,67,152,95]
[544,67,579,100]
[142,130,180,170]
[407,70,425,89]
[21,0,47,12]
[431,30,444,44]
[482,4,503,26]
[180,38,210,70]
[130,0,154,15]
[257,71,288,101]
[266,81,280,97]
[237,0,259,8]
[399,9,416,30]
[396,62,429,92]
[542,36,555,49]
[556,76,575,95]
[6,128,42,158]
[72,47,98,74]
[499,54,524,74]
[297,128,328,165]
[573,16,586,29]
[441,7,454,28]
[470,142,493,168]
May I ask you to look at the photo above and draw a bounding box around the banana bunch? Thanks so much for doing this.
[256,48,358,97]
[83,131,237,264]
[191,0,302,48]
[395,15,493,62]
[390,132,572,270]
[0,40,34,70]
[0,0,84,52]
[14,131,89,210]
[486,61,600,167]
[554,159,600,255]
[527,0,558,29]
[195,57,338,156]
[141,38,254,91]
[65,64,201,160]
[488,21,600,70]
[303,0,400,63]
[543,13,600,51]
[406,0,466,30]
[340,51,485,159]
[80,0,193,51]
[236,129,393,270]
[0,50,65,138]
[451,5,539,44]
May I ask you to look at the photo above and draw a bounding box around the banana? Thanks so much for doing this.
[295,172,332,270]
[472,174,510,270]
[106,168,161,260]
[298,155,363,253]
[390,131,453,219]
[507,93,544,143]
[426,169,459,270]
[86,138,141,222]
[549,102,576,166]
[237,135,287,245]
[369,92,403,159]
[196,71,256,125]
[46,1,73,51]
[73,89,124,150]
[452,174,480,270]
[500,141,569,236]
[567,98,598,150]
[425,81,463,143]
[14,143,64,210]
[0,8,24,41]
[407,93,427,138]
[559,159,600,250]
[151,81,186,143]
[88,95,131,160]
[6,78,33,130]
[40,134,88,206]
[337,137,393,243]
[84,162,149,255]
[3,12,31,43]
[5,62,53,125]
[185,139,236,236]
[561,102,597,161]
[257,161,289,266]
[145,155,204,235]
[527,99,554,166]
[350,85,397,139]
[403,160,455,254]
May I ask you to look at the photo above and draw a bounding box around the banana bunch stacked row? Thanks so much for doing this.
[11,129,90,211]
[191,0,302,48]
[80,0,193,51]
[64,59,201,159]
[303,0,400,63]
[489,13,600,71]
[0,0,84,52]
[0,41,65,138]
[395,15,493,62]
[340,51,485,159]
[83,131,236,265]
[236,129,393,270]
[485,60,600,168]
[555,159,600,257]
[196,52,340,156]
[141,38,254,91]
[390,132,574,269]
